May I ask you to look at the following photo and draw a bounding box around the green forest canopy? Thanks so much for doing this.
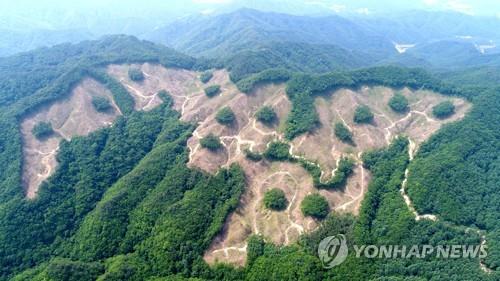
[0,35,496,281]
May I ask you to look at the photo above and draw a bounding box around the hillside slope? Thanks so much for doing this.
[147,8,396,60]
[0,36,497,280]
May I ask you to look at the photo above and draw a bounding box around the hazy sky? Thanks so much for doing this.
[302,0,499,16]
[1,0,499,17]
[1,0,499,31]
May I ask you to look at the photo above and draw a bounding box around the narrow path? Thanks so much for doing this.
[399,138,437,221]
[400,138,492,273]
[211,244,248,257]
[334,152,366,211]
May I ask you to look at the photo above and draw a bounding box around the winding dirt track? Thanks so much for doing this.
[103,66,471,265]
[21,63,472,267]
[21,79,121,198]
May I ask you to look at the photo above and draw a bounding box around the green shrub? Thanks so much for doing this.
[334,122,353,143]
[432,101,455,118]
[244,148,263,161]
[353,105,374,124]
[91,96,112,112]
[200,71,213,83]
[215,107,235,125]
[246,235,265,266]
[236,68,292,93]
[284,92,319,140]
[255,106,277,125]
[388,93,409,113]
[128,68,144,82]
[263,188,288,211]
[32,122,54,140]
[301,194,329,219]
[200,134,222,151]
[45,258,104,281]
[264,141,291,161]
[204,85,221,97]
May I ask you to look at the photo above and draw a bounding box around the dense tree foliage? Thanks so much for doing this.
[0,35,498,281]
[353,105,374,124]
[300,157,355,189]
[200,134,222,151]
[128,68,144,82]
[263,188,288,211]
[301,194,329,219]
[32,121,54,140]
[215,106,235,125]
[200,71,213,83]
[284,92,319,139]
[91,96,112,112]
[245,245,323,281]
[204,85,221,97]
[255,106,277,125]
[263,141,291,161]
[432,100,455,118]
[244,148,263,161]
[334,122,353,143]
[388,93,409,113]
[236,68,292,93]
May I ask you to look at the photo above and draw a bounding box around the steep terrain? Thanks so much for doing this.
[21,79,121,198]
[147,8,395,59]
[0,29,497,281]
[104,63,470,265]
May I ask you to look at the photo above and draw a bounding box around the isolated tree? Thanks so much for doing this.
[216,107,235,125]
[388,93,409,113]
[263,188,288,211]
[204,85,221,97]
[334,122,353,143]
[301,194,329,219]
[255,106,277,125]
[200,133,222,151]
[432,101,455,118]
[200,71,214,83]
[32,121,54,140]
[91,96,112,112]
[244,148,263,161]
[264,141,291,161]
[128,68,144,82]
[353,105,374,124]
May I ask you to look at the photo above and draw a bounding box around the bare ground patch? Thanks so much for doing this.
[36,63,470,266]
[21,78,121,198]
[197,86,470,265]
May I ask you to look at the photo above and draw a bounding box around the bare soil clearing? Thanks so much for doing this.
[107,65,470,265]
[21,79,121,199]
[198,86,470,265]
[21,63,471,266]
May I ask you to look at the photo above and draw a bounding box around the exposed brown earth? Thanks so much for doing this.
[21,78,121,199]
[195,86,470,266]
[20,63,471,266]
[107,64,470,265]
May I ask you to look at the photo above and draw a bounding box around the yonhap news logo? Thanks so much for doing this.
[318,234,348,268]
[318,234,487,269]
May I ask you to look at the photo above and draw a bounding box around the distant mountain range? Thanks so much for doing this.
[2,7,500,72]
[145,8,500,70]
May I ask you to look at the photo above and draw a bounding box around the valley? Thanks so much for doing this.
[20,62,470,266]
[0,0,498,277]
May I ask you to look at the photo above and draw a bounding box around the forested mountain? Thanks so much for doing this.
[148,8,500,71]
[355,10,500,45]
[0,5,498,281]
[0,34,497,280]
[0,29,95,57]
[146,8,396,59]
